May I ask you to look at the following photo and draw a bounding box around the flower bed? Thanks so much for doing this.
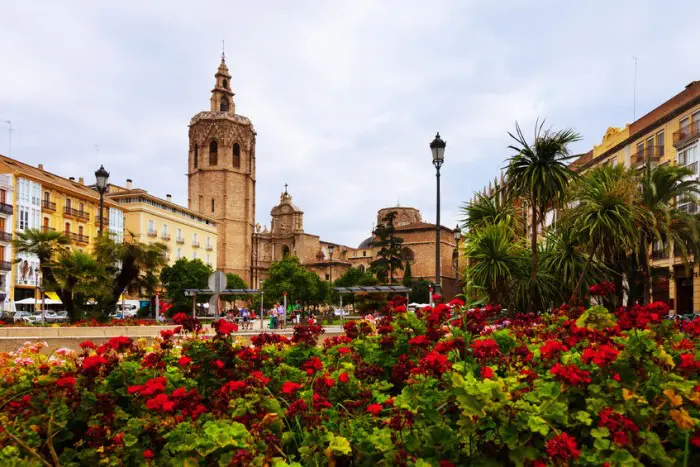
[0,301,698,465]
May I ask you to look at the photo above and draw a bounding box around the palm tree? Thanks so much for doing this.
[52,250,109,321]
[462,185,522,234]
[637,163,700,304]
[506,121,581,310]
[93,233,168,310]
[566,165,645,302]
[465,221,523,307]
[12,229,72,311]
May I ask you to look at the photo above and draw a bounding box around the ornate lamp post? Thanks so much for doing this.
[430,132,446,295]
[453,224,462,293]
[94,165,110,235]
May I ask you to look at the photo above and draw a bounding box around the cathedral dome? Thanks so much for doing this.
[358,237,374,249]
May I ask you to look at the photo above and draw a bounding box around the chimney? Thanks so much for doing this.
[38,164,44,170]
[78,177,84,185]
[69,177,75,181]
[166,194,172,201]
[126,179,133,189]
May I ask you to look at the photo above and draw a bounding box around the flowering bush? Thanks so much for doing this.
[0,299,698,465]
[589,281,616,296]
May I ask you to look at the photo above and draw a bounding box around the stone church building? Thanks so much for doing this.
[187,57,460,297]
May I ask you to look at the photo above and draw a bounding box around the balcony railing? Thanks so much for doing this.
[64,207,89,221]
[673,121,700,148]
[42,200,56,211]
[0,261,11,271]
[631,146,664,168]
[147,231,158,238]
[69,232,89,244]
[0,203,13,215]
[651,250,668,260]
[95,215,105,226]
[161,233,171,241]
[0,232,12,242]
[176,238,185,244]
[206,244,213,251]
[192,241,200,248]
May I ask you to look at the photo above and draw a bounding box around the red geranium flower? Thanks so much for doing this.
[214,319,238,336]
[480,366,494,379]
[539,340,568,359]
[178,355,192,366]
[302,356,323,375]
[546,432,581,461]
[582,344,619,367]
[282,381,302,394]
[408,335,431,346]
[550,363,591,386]
[212,360,225,369]
[143,449,155,459]
[160,329,175,339]
[79,340,96,350]
[366,403,383,416]
[338,372,350,383]
[82,355,108,373]
[471,339,500,359]
[221,380,247,393]
[56,376,76,389]
[419,350,451,376]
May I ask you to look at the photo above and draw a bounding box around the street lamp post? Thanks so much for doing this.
[94,165,110,235]
[453,224,462,294]
[430,132,446,295]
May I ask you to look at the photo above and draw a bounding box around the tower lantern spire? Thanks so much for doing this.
[210,54,235,114]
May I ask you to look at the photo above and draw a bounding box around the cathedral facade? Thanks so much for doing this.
[187,58,459,297]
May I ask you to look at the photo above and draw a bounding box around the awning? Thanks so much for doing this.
[46,292,61,301]
[333,286,411,294]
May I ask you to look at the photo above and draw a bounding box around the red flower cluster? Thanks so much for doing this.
[480,366,494,379]
[366,403,383,416]
[471,339,500,359]
[82,355,108,374]
[221,380,247,394]
[598,407,639,446]
[178,355,192,366]
[302,357,323,375]
[546,432,581,461]
[213,319,238,336]
[292,324,325,346]
[539,340,568,359]
[550,363,591,386]
[338,372,350,383]
[250,332,291,346]
[128,376,167,396]
[172,313,202,333]
[678,353,700,375]
[282,381,302,395]
[418,351,451,376]
[56,376,76,389]
[582,344,620,367]
[589,281,616,296]
[408,335,431,347]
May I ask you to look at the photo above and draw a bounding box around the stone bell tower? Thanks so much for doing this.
[187,55,256,283]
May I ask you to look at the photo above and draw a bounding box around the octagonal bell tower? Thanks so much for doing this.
[187,55,256,283]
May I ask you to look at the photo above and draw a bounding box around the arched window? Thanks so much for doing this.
[401,247,415,263]
[282,245,290,257]
[194,145,198,168]
[211,198,215,214]
[232,143,241,168]
[358,265,366,273]
[220,97,229,112]
[209,140,218,165]
[222,79,228,89]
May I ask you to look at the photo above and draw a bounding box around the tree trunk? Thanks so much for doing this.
[640,234,651,305]
[528,202,538,312]
[570,243,599,304]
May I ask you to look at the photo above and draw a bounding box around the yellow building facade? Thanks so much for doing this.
[572,80,700,313]
[0,155,126,305]
[107,181,218,269]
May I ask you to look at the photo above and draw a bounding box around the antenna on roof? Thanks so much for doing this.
[632,56,638,121]
[221,39,225,61]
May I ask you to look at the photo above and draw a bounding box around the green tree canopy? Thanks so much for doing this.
[160,258,213,311]
[369,211,404,284]
[222,273,247,304]
[261,255,319,306]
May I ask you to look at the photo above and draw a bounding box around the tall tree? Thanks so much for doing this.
[566,165,645,302]
[369,211,404,284]
[506,121,580,310]
[462,184,521,234]
[261,255,318,306]
[637,163,700,304]
[52,250,110,321]
[160,258,213,311]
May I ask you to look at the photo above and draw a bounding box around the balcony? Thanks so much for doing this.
[631,146,664,168]
[651,250,667,260]
[147,231,158,238]
[95,215,105,226]
[0,203,13,215]
[192,241,200,248]
[0,232,12,242]
[206,244,214,251]
[64,207,89,221]
[69,232,89,244]
[42,200,56,211]
[176,238,185,245]
[673,121,700,148]
[161,233,171,241]
[0,261,11,271]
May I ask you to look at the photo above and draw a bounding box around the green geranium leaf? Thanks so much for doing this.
[527,416,550,436]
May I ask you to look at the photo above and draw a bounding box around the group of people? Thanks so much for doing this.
[224,306,255,330]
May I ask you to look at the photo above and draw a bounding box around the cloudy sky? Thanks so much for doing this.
[1,1,699,247]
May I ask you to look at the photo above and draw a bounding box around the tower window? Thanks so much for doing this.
[211,198,215,213]
[222,79,228,88]
[233,143,241,168]
[209,140,218,165]
[194,145,198,168]
[220,97,229,112]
